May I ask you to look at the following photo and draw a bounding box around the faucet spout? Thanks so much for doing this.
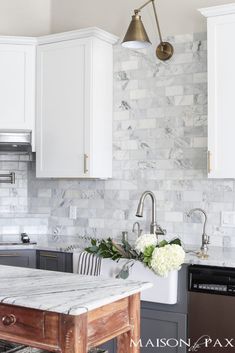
[136,191,165,236]
[187,208,210,252]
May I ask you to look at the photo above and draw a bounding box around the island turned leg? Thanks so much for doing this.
[60,313,88,353]
[117,293,140,353]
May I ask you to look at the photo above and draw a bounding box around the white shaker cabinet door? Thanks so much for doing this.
[206,11,235,178]
[0,44,35,132]
[36,39,90,178]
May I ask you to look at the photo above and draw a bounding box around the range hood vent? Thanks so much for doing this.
[0,131,32,154]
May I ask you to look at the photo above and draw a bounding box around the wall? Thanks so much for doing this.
[50,0,234,40]
[0,1,51,244]
[0,11,234,247]
[0,0,51,36]
[19,33,234,248]
[0,155,48,243]
[1,2,235,249]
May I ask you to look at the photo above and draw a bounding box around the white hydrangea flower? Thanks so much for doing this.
[150,244,185,277]
[135,233,158,254]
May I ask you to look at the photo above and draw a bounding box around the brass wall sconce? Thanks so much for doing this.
[122,0,174,61]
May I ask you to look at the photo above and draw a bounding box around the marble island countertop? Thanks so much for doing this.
[0,265,151,315]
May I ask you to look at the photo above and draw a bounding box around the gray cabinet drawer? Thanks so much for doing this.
[0,250,36,268]
[36,250,73,273]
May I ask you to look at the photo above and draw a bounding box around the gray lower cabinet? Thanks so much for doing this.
[99,340,116,353]
[36,250,73,273]
[140,306,187,353]
[0,250,36,268]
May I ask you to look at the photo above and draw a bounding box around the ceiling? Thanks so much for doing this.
[50,0,235,41]
[0,0,51,36]
[0,0,234,38]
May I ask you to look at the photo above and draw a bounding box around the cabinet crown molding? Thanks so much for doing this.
[0,27,119,46]
[199,3,235,17]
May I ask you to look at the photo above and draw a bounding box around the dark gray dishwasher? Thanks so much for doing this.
[188,265,235,353]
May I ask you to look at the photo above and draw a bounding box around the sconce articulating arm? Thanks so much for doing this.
[135,0,163,43]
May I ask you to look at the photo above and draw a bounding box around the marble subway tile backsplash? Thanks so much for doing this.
[1,32,235,247]
[0,156,48,243]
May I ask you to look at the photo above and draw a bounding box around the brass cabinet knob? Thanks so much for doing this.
[208,150,212,173]
[84,154,88,174]
[2,314,16,326]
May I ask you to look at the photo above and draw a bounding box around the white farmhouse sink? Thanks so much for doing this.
[100,258,178,305]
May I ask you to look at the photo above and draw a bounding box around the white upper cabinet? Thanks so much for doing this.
[36,29,117,179]
[36,30,117,178]
[36,39,89,178]
[0,43,36,148]
[200,4,235,178]
[0,28,117,177]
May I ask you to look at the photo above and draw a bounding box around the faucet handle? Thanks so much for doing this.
[155,225,166,236]
[122,231,129,242]
[203,233,210,245]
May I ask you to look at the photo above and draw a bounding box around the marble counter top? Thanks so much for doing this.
[0,243,78,253]
[0,244,37,250]
[0,265,151,315]
[185,246,235,268]
[2,241,235,269]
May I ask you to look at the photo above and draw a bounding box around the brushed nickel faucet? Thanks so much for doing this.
[136,191,166,237]
[187,208,210,253]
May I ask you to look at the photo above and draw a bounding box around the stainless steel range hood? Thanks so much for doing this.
[0,131,32,154]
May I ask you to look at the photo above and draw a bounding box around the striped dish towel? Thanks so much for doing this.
[73,251,101,276]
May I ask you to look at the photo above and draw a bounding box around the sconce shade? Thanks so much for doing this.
[122,13,151,49]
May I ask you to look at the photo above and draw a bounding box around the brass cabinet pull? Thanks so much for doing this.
[208,150,212,173]
[0,172,15,184]
[2,314,16,326]
[40,253,58,259]
[84,154,88,174]
[0,254,20,257]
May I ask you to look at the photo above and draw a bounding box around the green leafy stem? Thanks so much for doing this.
[85,237,182,263]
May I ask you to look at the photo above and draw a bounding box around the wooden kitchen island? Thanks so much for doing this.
[0,265,151,353]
